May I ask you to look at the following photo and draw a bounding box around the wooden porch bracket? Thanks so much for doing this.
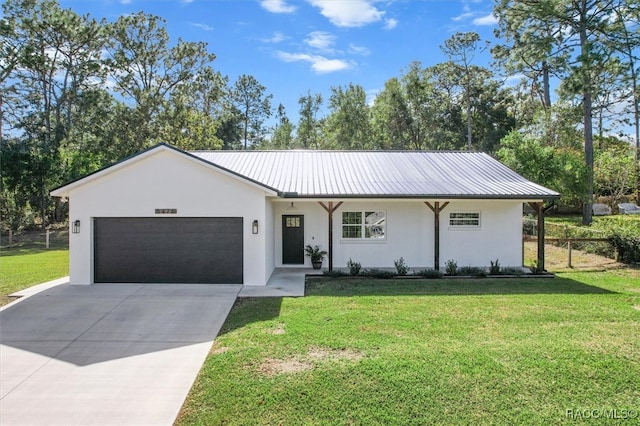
[318,201,343,271]
[424,201,449,270]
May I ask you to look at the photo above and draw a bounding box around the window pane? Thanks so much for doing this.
[342,225,362,238]
[342,211,362,225]
[449,212,480,227]
[364,211,385,238]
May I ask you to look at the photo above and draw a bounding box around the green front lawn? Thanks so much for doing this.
[0,249,69,306]
[177,271,640,425]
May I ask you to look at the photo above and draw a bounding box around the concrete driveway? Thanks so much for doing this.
[0,283,241,426]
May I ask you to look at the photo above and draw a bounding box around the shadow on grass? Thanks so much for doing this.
[217,297,283,337]
[304,276,617,297]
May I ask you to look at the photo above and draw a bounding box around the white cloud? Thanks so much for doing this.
[191,22,214,31]
[119,0,131,4]
[261,0,296,14]
[384,18,398,30]
[304,31,336,52]
[261,31,287,43]
[307,0,385,27]
[348,43,370,56]
[276,51,352,73]
[473,13,498,26]
[182,0,194,4]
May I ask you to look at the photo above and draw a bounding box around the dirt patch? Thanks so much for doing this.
[258,358,312,377]
[634,306,640,311]
[307,346,364,362]
[255,346,365,377]
[210,345,229,355]
[270,323,286,335]
[524,242,627,272]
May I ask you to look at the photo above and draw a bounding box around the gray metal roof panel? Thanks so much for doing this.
[191,150,560,199]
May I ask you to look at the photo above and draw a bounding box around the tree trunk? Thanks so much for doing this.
[542,61,551,109]
[466,92,472,150]
[579,18,594,226]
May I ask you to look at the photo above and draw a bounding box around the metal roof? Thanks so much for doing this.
[192,150,559,199]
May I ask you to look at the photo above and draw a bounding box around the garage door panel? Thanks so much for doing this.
[94,218,243,284]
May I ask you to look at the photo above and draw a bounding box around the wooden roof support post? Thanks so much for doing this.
[318,201,343,271]
[528,202,545,271]
[424,201,449,270]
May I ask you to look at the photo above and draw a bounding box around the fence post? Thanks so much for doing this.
[9,230,12,248]
[46,230,50,249]
[567,240,572,268]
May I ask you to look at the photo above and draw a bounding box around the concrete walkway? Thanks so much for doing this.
[0,283,241,426]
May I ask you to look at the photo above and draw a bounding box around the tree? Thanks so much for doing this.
[230,74,272,149]
[497,130,588,209]
[1,0,108,228]
[493,0,636,224]
[440,32,487,149]
[269,104,295,149]
[105,12,216,151]
[323,83,372,149]
[594,139,638,208]
[297,91,324,149]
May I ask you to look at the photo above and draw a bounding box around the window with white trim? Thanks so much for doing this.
[449,212,480,228]
[342,211,386,239]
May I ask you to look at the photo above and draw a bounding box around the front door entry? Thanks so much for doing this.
[282,215,304,264]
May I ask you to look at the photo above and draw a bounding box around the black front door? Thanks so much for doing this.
[282,215,304,264]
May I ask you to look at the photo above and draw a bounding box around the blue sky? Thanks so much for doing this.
[58,0,501,122]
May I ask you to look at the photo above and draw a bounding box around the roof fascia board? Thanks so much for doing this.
[277,194,560,201]
[51,143,279,197]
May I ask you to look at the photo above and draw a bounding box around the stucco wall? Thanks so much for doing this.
[271,199,523,271]
[439,200,523,268]
[66,150,269,285]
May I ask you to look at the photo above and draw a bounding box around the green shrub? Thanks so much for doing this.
[609,232,640,264]
[362,268,396,279]
[489,259,500,275]
[445,259,458,276]
[458,266,487,278]
[346,258,362,276]
[529,260,544,275]
[394,257,409,276]
[322,270,347,277]
[417,268,444,279]
[500,267,524,276]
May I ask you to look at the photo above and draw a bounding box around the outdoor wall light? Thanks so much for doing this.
[252,220,259,234]
[72,220,80,234]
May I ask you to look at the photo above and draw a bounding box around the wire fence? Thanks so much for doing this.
[522,217,617,265]
[0,230,69,250]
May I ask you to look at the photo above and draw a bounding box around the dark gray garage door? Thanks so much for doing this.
[94,217,243,284]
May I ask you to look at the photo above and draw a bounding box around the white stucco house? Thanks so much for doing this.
[50,143,559,286]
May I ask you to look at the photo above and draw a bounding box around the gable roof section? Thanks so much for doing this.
[192,150,559,199]
[51,144,559,200]
[50,143,280,197]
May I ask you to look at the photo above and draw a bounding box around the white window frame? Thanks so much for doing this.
[341,210,386,241]
[448,211,481,229]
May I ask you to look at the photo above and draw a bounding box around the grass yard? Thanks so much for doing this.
[177,269,640,425]
[0,249,69,306]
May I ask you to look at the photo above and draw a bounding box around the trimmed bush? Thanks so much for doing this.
[362,268,396,279]
[417,268,443,279]
[323,270,347,277]
[394,257,409,276]
[346,258,362,276]
[445,259,458,276]
[489,259,500,275]
[458,266,487,278]
[500,267,524,276]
